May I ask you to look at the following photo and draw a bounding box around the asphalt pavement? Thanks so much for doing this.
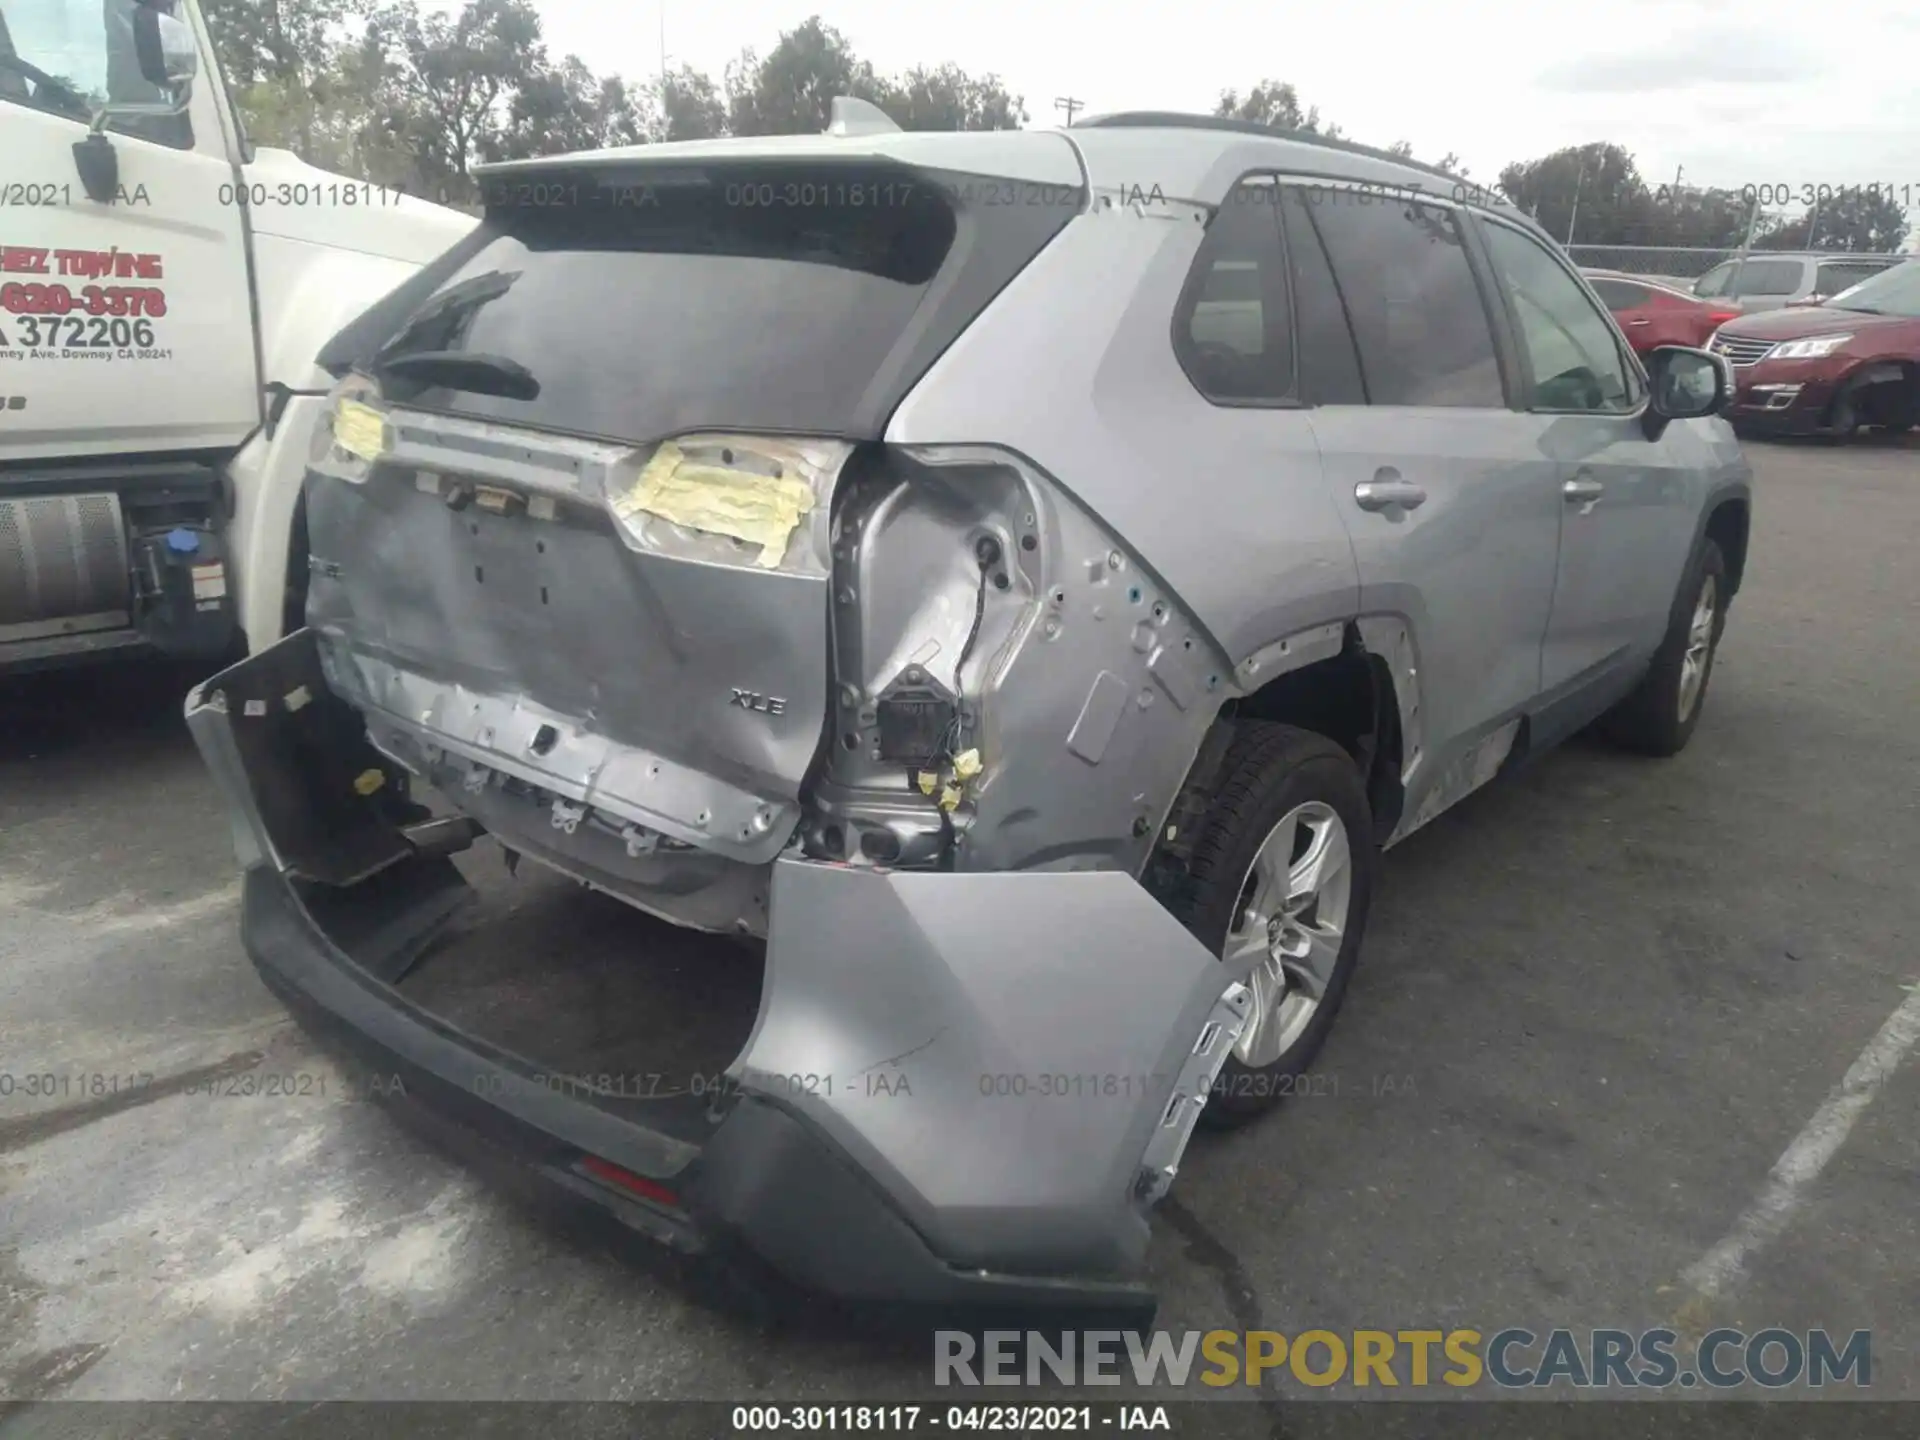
[2,435,1915,1428]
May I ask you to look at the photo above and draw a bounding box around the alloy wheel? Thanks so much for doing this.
[1222,801,1353,1068]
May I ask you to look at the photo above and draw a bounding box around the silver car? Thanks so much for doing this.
[187,105,1753,1319]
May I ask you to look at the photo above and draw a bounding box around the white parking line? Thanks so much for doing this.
[1679,983,1920,1302]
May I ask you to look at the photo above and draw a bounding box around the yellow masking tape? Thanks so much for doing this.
[333,400,389,462]
[613,441,816,569]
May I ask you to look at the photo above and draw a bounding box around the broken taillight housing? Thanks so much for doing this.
[601,433,854,577]
[309,371,392,485]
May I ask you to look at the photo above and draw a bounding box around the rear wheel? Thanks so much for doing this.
[1163,723,1376,1126]
[1601,538,1727,756]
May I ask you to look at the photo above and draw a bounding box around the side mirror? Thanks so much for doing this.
[1641,346,1732,439]
[133,7,198,88]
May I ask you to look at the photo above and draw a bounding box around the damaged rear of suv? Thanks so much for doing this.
[186,109,1748,1319]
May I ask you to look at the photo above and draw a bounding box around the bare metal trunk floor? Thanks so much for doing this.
[392,840,766,1145]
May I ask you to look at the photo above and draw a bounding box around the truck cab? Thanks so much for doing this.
[0,0,474,672]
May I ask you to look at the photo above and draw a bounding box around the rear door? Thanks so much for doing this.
[1471,214,1696,700]
[1287,184,1561,806]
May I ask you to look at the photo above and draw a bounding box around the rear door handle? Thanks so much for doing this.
[1354,478,1427,512]
[1626,318,1651,327]
[1563,476,1605,503]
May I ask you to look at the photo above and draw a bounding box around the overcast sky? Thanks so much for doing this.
[521,0,1919,234]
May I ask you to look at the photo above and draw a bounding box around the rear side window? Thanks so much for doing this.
[1279,188,1367,405]
[1588,277,1648,312]
[344,160,1083,444]
[1726,258,1803,296]
[1172,180,1294,402]
[1303,193,1505,407]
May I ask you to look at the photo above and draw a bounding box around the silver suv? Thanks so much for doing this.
[188,106,1753,1320]
[1692,251,1900,312]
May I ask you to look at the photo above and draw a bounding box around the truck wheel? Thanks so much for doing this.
[1600,539,1727,757]
[1166,723,1376,1126]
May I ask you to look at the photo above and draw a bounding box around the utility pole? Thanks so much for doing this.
[1566,162,1586,245]
[1054,96,1084,127]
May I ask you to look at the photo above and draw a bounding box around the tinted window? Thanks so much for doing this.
[1825,260,1920,317]
[1588,277,1648,312]
[351,162,1081,443]
[1173,181,1293,401]
[1305,193,1504,407]
[1279,187,1366,404]
[1815,262,1885,296]
[1481,221,1634,413]
[1726,258,1803,296]
[1692,262,1735,298]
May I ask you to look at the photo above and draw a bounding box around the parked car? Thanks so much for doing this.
[1710,259,1920,438]
[1691,252,1900,312]
[185,106,1753,1319]
[1585,270,1742,353]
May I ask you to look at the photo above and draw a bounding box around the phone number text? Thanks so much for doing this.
[1,282,167,316]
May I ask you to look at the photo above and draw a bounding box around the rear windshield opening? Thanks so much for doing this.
[365,161,991,447]
[484,163,958,284]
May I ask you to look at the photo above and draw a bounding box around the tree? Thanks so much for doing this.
[493,58,646,161]
[1385,139,1413,158]
[362,0,546,198]
[651,64,727,141]
[1758,190,1909,253]
[201,0,363,161]
[724,16,888,136]
[1499,142,1646,244]
[1213,79,1341,138]
[872,63,1026,130]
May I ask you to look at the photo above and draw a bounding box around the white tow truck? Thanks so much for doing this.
[0,0,474,671]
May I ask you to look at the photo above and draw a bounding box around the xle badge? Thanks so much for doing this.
[730,689,787,716]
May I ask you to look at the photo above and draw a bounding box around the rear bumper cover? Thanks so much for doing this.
[186,631,1250,1316]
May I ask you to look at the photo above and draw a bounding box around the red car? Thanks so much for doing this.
[1709,259,1920,439]
[1584,271,1742,354]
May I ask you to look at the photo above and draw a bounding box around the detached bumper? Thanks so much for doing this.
[186,631,1250,1318]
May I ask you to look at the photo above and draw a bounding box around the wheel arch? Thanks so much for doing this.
[1146,622,1409,909]
[1704,494,1750,598]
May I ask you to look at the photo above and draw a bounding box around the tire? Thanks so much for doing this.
[1163,722,1377,1127]
[1600,538,1727,757]
[1824,383,1863,444]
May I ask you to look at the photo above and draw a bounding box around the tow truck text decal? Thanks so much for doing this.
[0,248,172,361]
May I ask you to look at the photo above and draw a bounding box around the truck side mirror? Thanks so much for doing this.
[133,6,198,88]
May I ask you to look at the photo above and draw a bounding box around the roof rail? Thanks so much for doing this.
[827,96,901,137]
[1074,110,1479,194]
